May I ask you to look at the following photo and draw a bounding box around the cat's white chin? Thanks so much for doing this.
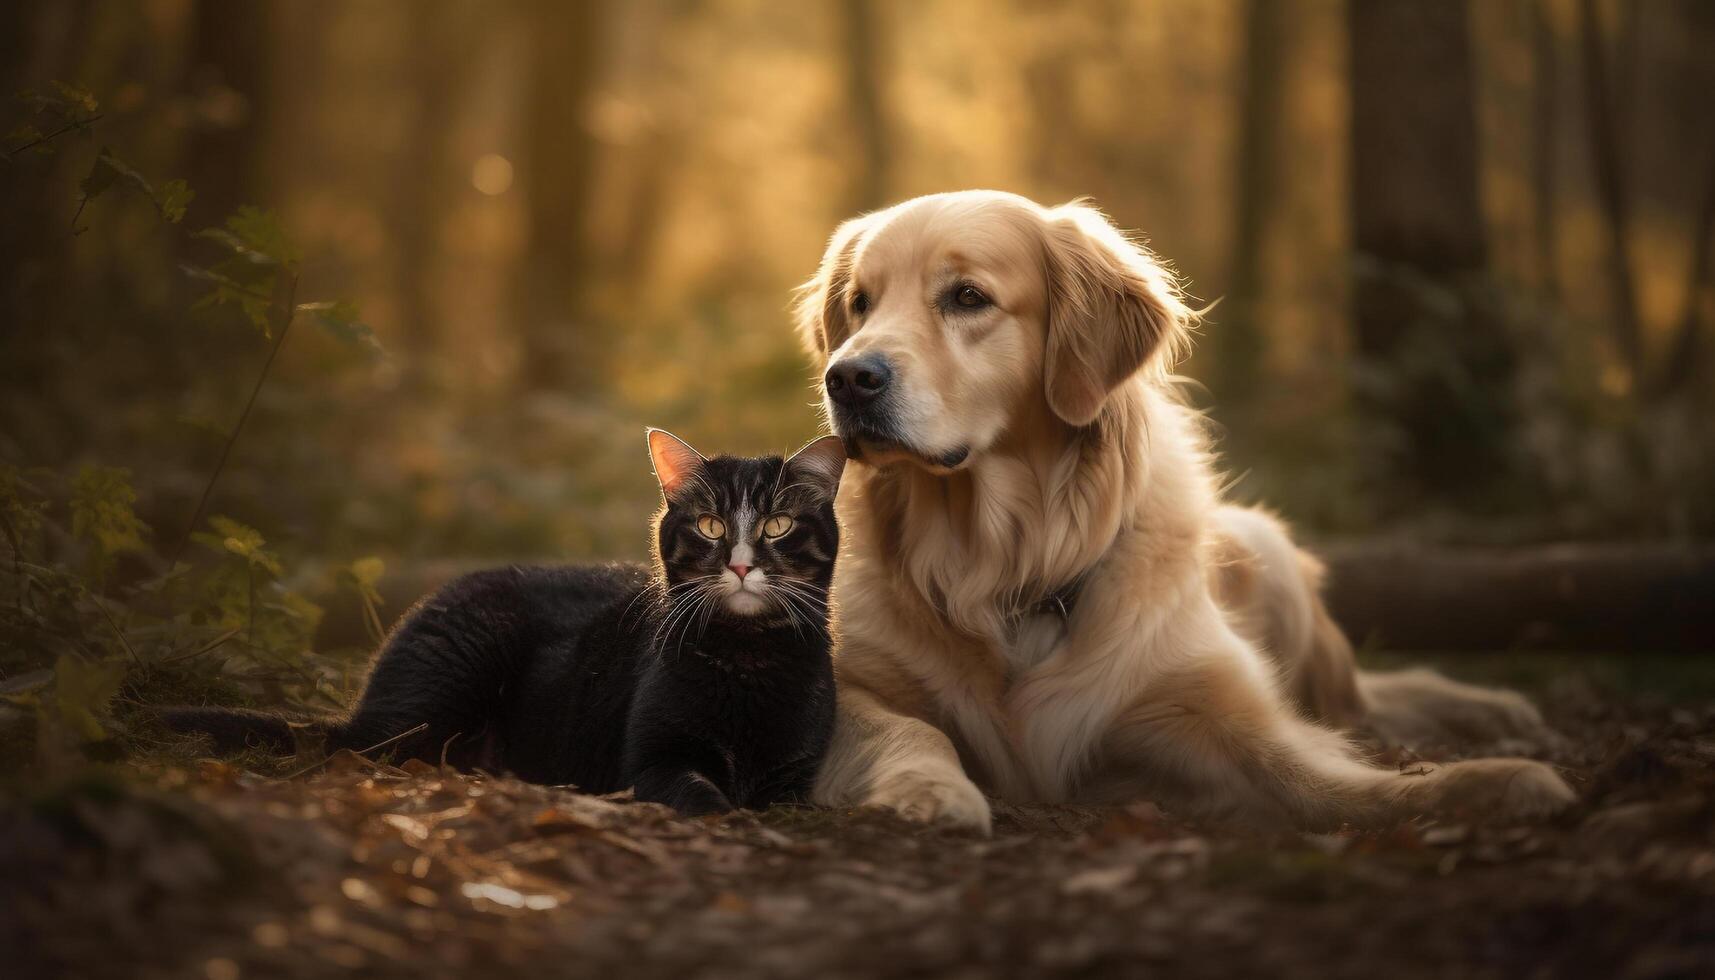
[724,591,769,616]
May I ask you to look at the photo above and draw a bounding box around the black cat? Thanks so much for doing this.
[164,430,846,816]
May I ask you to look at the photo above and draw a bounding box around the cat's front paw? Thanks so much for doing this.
[865,766,993,834]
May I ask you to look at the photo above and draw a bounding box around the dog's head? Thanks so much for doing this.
[794,190,1193,471]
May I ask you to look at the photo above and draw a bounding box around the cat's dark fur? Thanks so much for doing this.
[164,431,845,816]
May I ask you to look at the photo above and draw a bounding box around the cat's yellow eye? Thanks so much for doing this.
[762,514,793,538]
[696,515,726,539]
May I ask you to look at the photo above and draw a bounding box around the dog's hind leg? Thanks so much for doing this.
[1211,506,1366,728]
[1356,667,1548,745]
[1213,505,1551,746]
[1092,637,1574,829]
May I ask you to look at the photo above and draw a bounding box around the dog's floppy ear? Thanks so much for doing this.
[792,215,872,363]
[1040,202,1193,426]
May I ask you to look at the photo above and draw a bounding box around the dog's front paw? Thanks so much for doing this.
[1427,758,1575,822]
[866,767,993,834]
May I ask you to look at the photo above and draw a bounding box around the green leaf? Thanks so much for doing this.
[349,556,385,588]
[0,463,49,542]
[201,206,300,268]
[49,81,99,116]
[79,147,123,202]
[344,556,386,605]
[194,515,283,577]
[182,261,277,337]
[83,147,156,199]
[17,82,99,121]
[68,465,149,572]
[155,179,193,223]
[297,300,382,355]
[77,150,191,223]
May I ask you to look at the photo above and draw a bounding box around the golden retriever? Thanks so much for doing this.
[792,190,1573,833]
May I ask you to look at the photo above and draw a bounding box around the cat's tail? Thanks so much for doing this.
[158,705,337,756]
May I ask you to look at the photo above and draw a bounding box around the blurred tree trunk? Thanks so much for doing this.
[1655,1,1715,398]
[0,0,41,96]
[515,0,609,391]
[588,0,677,298]
[608,137,673,288]
[1222,0,1287,403]
[390,2,471,363]
[1659,140,1715,396]
[0,0,91,345]
[840,0,890,213]
[1575,0,1645,378]
[181,0,271,227]
[1348,0,1512,501]
[1530,0,1559,301]
[1349,0,1487,288]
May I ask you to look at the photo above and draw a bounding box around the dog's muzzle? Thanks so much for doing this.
[823,352,969,470]
[824,352,900,438]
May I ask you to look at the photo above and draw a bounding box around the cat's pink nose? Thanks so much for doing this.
[728,563,752,580]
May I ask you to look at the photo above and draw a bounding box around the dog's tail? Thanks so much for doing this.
[158,705,336,756]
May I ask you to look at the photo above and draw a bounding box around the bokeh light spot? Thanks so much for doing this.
[471,154,514,196]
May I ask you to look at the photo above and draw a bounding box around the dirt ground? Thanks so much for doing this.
[5,658,1715,980]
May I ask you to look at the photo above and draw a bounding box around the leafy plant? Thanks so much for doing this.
[4,81,101,158]
[75,147,193,231]
[0,82,386,777]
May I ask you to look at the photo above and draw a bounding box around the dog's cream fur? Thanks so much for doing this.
[794,191,1573,833]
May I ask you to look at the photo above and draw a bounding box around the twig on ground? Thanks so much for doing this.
[283,721,430,780]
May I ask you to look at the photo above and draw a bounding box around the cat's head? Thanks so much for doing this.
[646,429,845,625]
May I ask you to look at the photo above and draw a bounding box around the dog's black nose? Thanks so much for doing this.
[825,354,892,407]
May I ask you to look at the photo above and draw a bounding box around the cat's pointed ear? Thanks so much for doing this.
[784,435,846,498]
[647,428,705,497]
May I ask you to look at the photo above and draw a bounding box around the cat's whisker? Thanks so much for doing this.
[770,575,828,594]
[765,578,830,611]
[652,582,716,661]
[676,585,726,657]
[673,586,714,646]
[693,588,724,644]
[670,581,726,653]
[659,586,711,644]
[763,581,825,641]
[766,589,823,619]
[764,590,823,628]
[621,578,671,628]
[623,574,712,629]
[771,589,816,641]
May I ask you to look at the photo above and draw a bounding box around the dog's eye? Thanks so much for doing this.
[953,285,990,309]
[852,291,871,315]
[762,514,793,539]
[696,515,726,539]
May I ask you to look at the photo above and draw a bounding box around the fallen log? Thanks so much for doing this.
[315,544,1715,656]
[1319,542,1714,653]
